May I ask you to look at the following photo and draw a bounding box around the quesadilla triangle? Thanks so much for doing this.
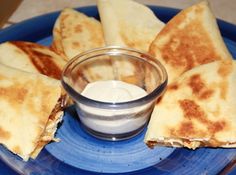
[149,1,233,83]
[51,8,105,60]
[97,0,164,87]
[0,63,67,161]
[145,60,236,149]
[97,0,164,52]
[0,41,66,80]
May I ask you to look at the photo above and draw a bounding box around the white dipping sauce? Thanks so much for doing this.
[81,80,147,103]
[77,80,152,135]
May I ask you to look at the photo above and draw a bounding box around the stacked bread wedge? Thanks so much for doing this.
[144,1,235,149]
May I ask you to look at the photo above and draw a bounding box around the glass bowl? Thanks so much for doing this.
[61,46,168,141]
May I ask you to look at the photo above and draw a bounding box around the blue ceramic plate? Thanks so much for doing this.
[0,6,236,175]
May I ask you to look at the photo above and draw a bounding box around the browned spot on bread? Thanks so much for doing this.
[0,77,56,126]
[0,127,11,139]
[188,74,204,93]
[199,90,213,99]
[155,16,220,75]
[75,24,82,32]
[208,120,226,133]
[60,14,69,23]
[218,60,233,77]
[156,96,163,105]
[72,42,80,49]
[148,44,158,57]
[171,121,197,138]
[0,85,28,108]
[216,60,232,99]
[29,51,62,79]
[66,17,103,50]
[54,28,60,35]
[168,83,179,91]
[219,81,228,100]
[177,99,228,139]
[10,41,62,79]
[12,146,22,155]
[179,99,207,123]
[17,88,28,103]
[188,74,214,100]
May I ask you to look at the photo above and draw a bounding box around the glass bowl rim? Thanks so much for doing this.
[61,46,168,109]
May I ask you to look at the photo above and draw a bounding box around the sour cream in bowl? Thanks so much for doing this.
[61,46,167,141]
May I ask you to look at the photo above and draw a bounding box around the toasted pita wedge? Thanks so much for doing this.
[0,41,66,80]
[149,1,232,83]
[97,0,164,86]
[0,63,67,161]
[145,60,236,149]
[97,0,164,51]
[51,8,105,60]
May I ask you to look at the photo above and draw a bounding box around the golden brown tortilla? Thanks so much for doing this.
[149,1,232,83]
[97,0,164,52]
[51,8,105,60]
[0,63,67,161]
[0,41,66,80]
[145,60,236,149]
